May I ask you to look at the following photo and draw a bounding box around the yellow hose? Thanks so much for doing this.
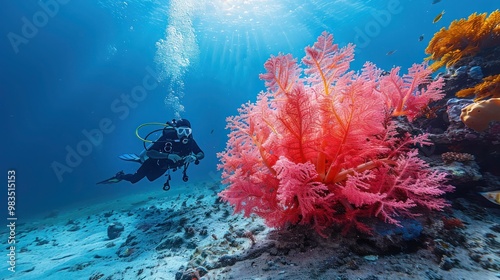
[135,122,172,143]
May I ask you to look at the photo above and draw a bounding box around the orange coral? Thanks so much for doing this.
[456,74,500,100]
[425,10,500,71]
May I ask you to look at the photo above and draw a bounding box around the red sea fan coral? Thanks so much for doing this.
[218,32,452,236]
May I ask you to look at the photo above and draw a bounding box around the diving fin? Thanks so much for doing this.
[118,153,142,163]
[97,171,124,184]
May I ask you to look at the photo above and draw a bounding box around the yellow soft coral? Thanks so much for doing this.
[425,10,500,71]
[460,97,500,131]
[456,74,500,101]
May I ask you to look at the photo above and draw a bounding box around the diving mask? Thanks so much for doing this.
[175,126,192,138]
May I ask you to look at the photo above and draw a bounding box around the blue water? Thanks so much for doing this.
[1,0,498,217]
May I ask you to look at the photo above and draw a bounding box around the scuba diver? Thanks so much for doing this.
[97,118,204,190]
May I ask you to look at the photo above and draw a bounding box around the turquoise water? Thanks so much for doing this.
[1,0,498,216]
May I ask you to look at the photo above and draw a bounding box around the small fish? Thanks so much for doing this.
[433,10,445,23]
[432,0,441,4]
[210,129,214,134]
[418,34,424,41]
[386,50,397,56]
[480,190,500,205]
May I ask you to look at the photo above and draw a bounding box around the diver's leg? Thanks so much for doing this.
[119,160,154,184]
[146,164,168,181]
[120,173,143,184]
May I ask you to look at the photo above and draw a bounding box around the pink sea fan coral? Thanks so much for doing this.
[379,63,445,121]
[218,31,452,236]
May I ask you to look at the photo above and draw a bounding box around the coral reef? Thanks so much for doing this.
[456,73,500,100]
[218,32,452,236]
[425,10,500,71]
[441,152,475,164]
[435,46,500,101]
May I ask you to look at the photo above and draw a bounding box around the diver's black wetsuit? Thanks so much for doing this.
[120,126,204,184]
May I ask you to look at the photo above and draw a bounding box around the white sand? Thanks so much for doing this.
[1,180,499,280]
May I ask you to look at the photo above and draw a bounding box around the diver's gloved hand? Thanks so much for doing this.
[167,154,182,163]
[184,155,197,163]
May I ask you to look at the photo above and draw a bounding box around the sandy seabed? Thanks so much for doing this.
[2,180,499,280]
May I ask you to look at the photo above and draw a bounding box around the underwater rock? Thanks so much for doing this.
[116,233,140,258]
[67,225,81,232]
[485,232,500,249]
[429,97,500,146]
[461,221,500,271]
[468,66,484,80]
[103,210,114,218]
[217,254,239,267]
[440,69,473,98]
[377,219,423,241]
[156,236,184,251]
[69,261,93,271]
[22,266,35,273]
[441,152,475,164]
[89,272,105,280]
[439,46,500,98]
[107,222,124,240]
[143,205,161,218]
[425,269,444,280]
[199,226,208,236]
[454,66,468,76]
[188,237,276,271]
[350,219,423,256]
[472,46,500,77]
[477,172,500,193]
[433,239,454,260]
[248,224,266,235]
[428,97,500,182]
[184,226,196,238]
[216,240,276,268]
[117,246,135,258]
[175,266,208,280]
[435,161,482,187]
[268,226,318,255]
[439,256,460,271]
[122,232,139,247]
[491,224,500,233]
[479,258,500,271]
[34,237,49,246]
[446,98,473,124]
[452,198,488,220]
